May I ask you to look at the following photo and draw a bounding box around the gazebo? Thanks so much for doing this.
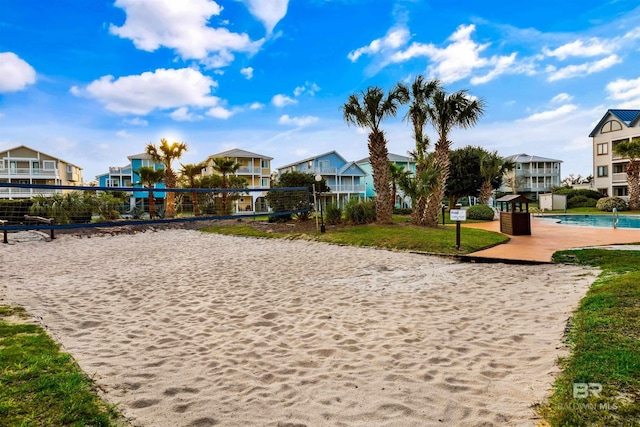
[495,194,532,235]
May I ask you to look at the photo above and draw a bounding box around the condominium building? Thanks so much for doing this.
[589,109,640,198]
[499,153,562,200]
[0,145,83,198]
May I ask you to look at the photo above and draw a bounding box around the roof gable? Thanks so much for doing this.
[208,148,273,160]
[277,150,348,169]
[589,109,640,137]
[338,161,367,175]
[0,144,82,169]
[505,153,562,163]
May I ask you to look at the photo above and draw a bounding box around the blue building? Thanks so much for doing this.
[276,151,367,207]
[356,153,416,208]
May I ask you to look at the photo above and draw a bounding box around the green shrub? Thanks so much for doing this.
[596,196,628,212]
[466,204,495,220]
[344,199,376,224]
[393,207,412,215]
[324,203,342,225]
[567,195,598,209]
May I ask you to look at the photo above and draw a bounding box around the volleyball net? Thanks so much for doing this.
[0,182,311,235]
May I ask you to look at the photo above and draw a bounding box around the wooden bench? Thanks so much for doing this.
[23,215,55,240]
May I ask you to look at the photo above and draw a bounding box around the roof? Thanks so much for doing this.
[0,144,83,169]
[589,109,640,137]
[495,194,532,203]
[277,150,347,169]
[207,148,273,160]
[356,152,415,164]
[338,161,367,175]
[505,153,562,163]
[127,152,155,160]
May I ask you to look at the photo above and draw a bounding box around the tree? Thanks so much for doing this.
[266,171,330,221]
[388,162,411,208]
[613,137,640,210]
[211,157,241,214]
[445,146,484,207]
[423,88,485,227]
[479,150,513,204]
[136,166,165,218]
[341,85,408,224]
[180,162,205,216]
[401,76,442,225]
[145,138,188,219]
[197,173,247,215]
[398,154,441,223]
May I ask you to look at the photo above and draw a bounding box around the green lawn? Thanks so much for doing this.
[0,306,125,427]
[539,250,640,426]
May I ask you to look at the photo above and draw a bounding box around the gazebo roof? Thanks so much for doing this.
[495,194,532,204]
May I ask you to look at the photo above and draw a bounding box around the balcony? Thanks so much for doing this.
[329,184,365,193]
[236,166,270,175]
[0,167,59,178]
[612,172,627,183]
[521,169,557,176]
[0,187,62,198]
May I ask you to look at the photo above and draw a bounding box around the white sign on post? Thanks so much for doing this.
[449,209,466,221]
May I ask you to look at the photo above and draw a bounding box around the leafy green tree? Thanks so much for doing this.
[341,85,408,224]
[266,171,329,221]
[197,173,247,215]
[401,76,441,225]
[179,162,205,216]
[145,138,188,219]
[137,166,165,218]
[445,146,484,207]
[613,137,640,210]
[424,88,485,227]
[211,157,241,214]
[389,161,411,209]
[479,150,513,204]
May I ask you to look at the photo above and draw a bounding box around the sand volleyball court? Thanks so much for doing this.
[1,229,595,426]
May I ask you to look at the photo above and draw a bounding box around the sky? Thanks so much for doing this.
[1,0,640,182]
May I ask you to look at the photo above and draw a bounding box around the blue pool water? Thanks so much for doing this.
[543,214,640,229]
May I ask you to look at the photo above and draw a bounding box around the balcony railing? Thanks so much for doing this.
[308,167,338,175]
[0,167,58,177]
[612,172,627,183]
[236,166,270,175]
[521,169,557,176]
[0,187,62,198]
[329,185,365,193]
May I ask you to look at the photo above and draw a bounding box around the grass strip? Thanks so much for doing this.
[201,221,508,255]
[538,250,640,426]
[0,306,124,427]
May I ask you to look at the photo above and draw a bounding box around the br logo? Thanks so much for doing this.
[573,383,602,398]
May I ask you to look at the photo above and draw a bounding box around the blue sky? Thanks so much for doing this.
[1,0,640,182]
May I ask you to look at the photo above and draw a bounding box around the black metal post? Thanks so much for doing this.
[319,194,325,233]
[442,204,445,226]
[456,221,461,250]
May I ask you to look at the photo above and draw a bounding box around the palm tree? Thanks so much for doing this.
[180,162,206,216]
[398,154,441,225]
[145,138,188,219]
[137,166,165,218]
[211,157,240,214]
[613,137,640,210]
[402,76,441,225]
[388,162,411,209]
[341,85,408,224]
[423,88,485,227]
[478,151,513,204]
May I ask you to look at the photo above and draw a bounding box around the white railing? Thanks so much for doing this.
[0,188,62,198]
[522,169,556,176]
[0,167,58,177]
[329,185,365,193]
[236,166,270,175]
[612,173,627,183]
[308,167,337,175]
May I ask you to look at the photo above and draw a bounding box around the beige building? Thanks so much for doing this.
[590,109,640,199]
[203,148,272,212]
[0,145,83,198]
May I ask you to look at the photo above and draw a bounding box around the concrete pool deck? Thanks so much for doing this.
[463,216,640,263]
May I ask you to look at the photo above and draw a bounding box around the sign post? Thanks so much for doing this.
[449,208,466,250]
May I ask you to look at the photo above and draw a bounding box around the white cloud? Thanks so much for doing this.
[551,93,573,104]
[522,104,578,122]
[348,26,410,62]
[116,130,133,138]
[542,38,611,60]
[170,107,201,121]
[206,106,234,119]
[124,117,148,126]
[391,24,522,84]
[0,52,36,93]
[75,68,220,115]
[546,54,621,81]
[110,0,262,67]
[240,66,254,79]
[249,102,264,110]
[606,76,640,108]
[272,94,297,107]
[278,114,319,127]
[240,0,289,34]
[293,82,320,96]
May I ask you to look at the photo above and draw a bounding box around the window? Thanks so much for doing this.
[597,143,608,155]
[601,120,623,133]
[140,159,153,167]
[597,166,608,177]
[261,178,269,187]
[66,165,73,173]
[43,160,56,170]
[32,161,40,174]
[261,160,269,169]
[598,188,609,196]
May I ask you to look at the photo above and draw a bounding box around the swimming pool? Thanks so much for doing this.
[542,214,640,229]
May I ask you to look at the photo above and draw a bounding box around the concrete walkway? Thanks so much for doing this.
[463,216,640,263]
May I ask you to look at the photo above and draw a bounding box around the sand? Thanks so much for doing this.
[0,229,596,426]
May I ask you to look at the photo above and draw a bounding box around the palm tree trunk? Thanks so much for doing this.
[164,172,176,219]
[148,191,156,218]
[479,181,493,205]
[221,175,228,214]
[424,139,451,227]
[192,191,200,216]
[368,131,392,224]
[411,161,427,226]
[627,161,640,210]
